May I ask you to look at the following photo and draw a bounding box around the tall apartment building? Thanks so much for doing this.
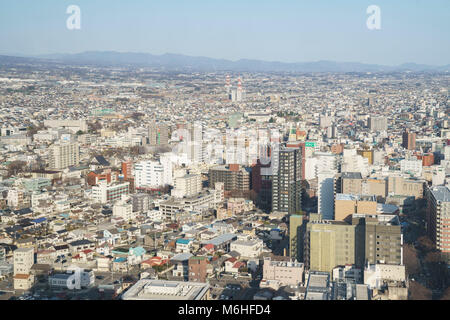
[426,186,450,263]
[352,214,403,265]
[13,247,35,290]
[272,147,302,214]
[134,160,171,188]
[48,142,80,169]
[172,174,202,198]
[148,122,169,146]
[131,193,151,212]
[209,164,250,192]
[402,129,416,150]
[368,116,387,132]
[318,172,336,220]
[122,161,133,179]
[113,197,136,221]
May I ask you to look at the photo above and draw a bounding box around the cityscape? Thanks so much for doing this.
[0,0,449,304]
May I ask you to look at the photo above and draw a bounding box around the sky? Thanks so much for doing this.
[0,0,449,66]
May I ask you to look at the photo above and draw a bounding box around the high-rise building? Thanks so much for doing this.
[402,129,416,150]
[426,186,450,263]
[272,146,302,214]
[122,161,133,179]
[318,172,336,220]
[172,173,202,198]
[352,214,403,265]
[13,247,35,290]
[209,164,250,192]
[148,122,169,146]
[368,116,387,132]
[304,220,364,273]
[134,159,172,188]
[48,141,80,169]
[289,214,305,262]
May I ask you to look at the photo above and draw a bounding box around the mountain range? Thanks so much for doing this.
[1,51,449,73]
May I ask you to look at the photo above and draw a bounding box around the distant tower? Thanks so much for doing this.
[226,75,231,94]
[236,77,243,101]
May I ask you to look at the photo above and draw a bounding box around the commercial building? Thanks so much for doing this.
[352,214,403,265]
[334,194,377,221]
[263,256,304,286]
[304,220,364,273]
[121,279,210,300]
[289,214,305,262]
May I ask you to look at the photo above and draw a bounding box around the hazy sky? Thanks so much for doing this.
[0,0,449,65]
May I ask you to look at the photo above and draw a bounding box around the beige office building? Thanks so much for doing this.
[305,220,364,273]
[335,194,377,221]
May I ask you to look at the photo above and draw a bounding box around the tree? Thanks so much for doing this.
[403,244,420,276]
[409,281,432,300]
[440,287,450,300]
[7,160,27,177]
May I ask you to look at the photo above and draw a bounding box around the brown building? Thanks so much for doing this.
[340,172,363,195]
[188,256,208,282]
[387,176,424,199]
[209,164,250,192]
[122,161,133,179]
[352,214,403,265]
[335,194,377,221]
[331,143,344,155]
[421,153,434,167]
[402,129,416,150]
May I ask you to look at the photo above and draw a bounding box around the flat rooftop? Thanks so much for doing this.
[121,279,209,300]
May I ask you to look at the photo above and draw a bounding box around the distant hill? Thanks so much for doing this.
[1,51,449,72]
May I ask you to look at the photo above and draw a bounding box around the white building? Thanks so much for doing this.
[113,197,136,221]
[230,239,263,258]
[400,159,423,177]
[91,180,130,204]
[172,174,202,198]
[135,159,172,188]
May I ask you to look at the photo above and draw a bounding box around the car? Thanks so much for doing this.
[96,275,104,280]
[61,259,67,264]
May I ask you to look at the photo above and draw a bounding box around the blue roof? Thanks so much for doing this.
[31,217,47,223]
[114,257,127,263]
[176,238,192,245]
[129,246,146,256]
